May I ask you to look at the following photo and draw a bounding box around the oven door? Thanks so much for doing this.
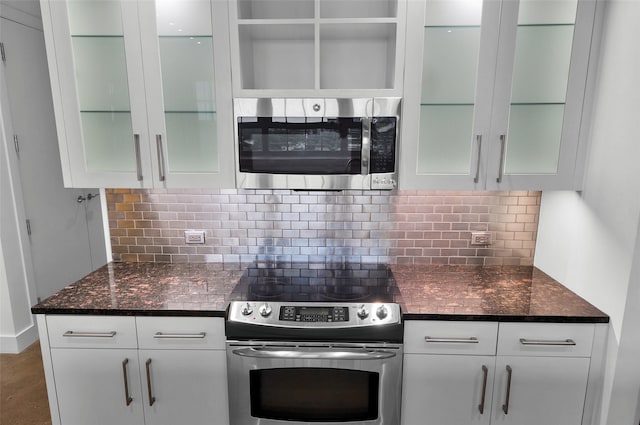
[226,342,403,425]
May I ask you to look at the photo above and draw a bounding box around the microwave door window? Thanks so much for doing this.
[237,117,363,174]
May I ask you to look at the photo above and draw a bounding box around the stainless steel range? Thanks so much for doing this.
[225,263,404,425]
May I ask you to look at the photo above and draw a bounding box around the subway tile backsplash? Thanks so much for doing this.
[107,189,540,266]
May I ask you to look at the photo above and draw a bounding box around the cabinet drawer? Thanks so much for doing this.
[47,315,137,349]
[136,317,225,350]
[404,321,498,355]
[497,323,595,357]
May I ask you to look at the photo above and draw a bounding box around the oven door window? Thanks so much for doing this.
[250,368,379,422]
[238,117,363,174]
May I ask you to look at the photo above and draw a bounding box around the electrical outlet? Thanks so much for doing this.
[471,231,491,246]
[184,230,206,244]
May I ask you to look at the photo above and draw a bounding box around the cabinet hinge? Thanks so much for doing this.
[26,219,32,236]
[14,134,19,155]
[0,42,5,63]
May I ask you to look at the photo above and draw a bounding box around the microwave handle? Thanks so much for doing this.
[361,117,371,175]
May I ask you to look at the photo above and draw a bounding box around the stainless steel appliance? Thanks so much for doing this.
[234,98,401,190]
[225,263,404,425]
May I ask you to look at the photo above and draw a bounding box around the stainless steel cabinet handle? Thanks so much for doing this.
[424,336,479,344]
[122,358,133,406]
[473,134,482,183]
[155,135,165,182]
[134,134,143,181]
[496,134,506,183]
[502,365,512,415]
[233,347,397,360]
[63,331,116,338]
[519,338,576,346]
[361,117,371,175]
[145,359,156,406]
[153,332,206,339]
[479,365,488,414]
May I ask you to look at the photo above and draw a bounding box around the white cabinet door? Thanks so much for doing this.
[402,354,495,425]
[41,0,235,189]
[399,0,597,191]
[492,356,590,425]
[42,0,153,188]
[50,348,144,425]
[137,0,235,188]
[139,349,229,425]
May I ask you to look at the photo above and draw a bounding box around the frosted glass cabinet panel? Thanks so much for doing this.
[399,0,597,190]
[41,0,235,188]
[500,1,577,178]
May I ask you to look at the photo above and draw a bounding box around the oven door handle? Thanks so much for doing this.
[232,347,397,360]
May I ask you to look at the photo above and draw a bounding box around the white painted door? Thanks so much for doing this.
[402,354,495,425]
[51,348,145,425]
[0,4,106,300]
[139,349,229,425]
[492,356,590,425]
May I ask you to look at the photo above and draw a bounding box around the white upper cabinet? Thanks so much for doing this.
[399,0,597,190]
[228,0,407,98]
[41,0,235,188]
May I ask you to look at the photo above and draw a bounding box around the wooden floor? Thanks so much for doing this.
[0,341,52,425]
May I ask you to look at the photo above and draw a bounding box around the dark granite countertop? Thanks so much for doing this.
[31,262,609,323]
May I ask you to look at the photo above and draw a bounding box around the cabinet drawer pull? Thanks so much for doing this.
[145,359,156,406]
[424,336,479,344]
[153,332,206,339]
[63,331,116,338]
[478,365,488,414]
[502,365,512,415]
[519,338,576,346]
[122,358,133,406]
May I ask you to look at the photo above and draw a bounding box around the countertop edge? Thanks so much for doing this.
[32,307,609,324]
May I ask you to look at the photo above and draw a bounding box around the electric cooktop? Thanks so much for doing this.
[228,262,403,304]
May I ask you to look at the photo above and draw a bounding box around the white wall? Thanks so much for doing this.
[535,0,640,423]
[0,73,38,353]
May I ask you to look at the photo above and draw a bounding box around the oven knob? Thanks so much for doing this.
[259,303,272,317]
[240,303,253,316]
[376,305,388,320]
[357,304,369,319]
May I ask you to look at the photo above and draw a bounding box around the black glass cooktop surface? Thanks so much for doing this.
[228,262,402,304]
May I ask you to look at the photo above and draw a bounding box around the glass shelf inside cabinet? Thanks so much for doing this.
[505,0,577,175]
[417,0,483,175]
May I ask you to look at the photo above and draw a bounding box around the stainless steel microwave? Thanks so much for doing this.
[233,98,401,190]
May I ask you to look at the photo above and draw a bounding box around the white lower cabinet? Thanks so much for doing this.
[401,321,596,425]
[491,356,590,425]
[51,348,144,425]
[40,315,228,425]
[403,354,496,425]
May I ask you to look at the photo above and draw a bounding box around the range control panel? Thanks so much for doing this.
[227,301,401,328]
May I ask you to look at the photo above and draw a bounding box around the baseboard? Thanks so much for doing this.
[0,323,39,353]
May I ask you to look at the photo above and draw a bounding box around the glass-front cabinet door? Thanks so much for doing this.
[399,0,597,190]
[400,0,501,189]
[139,0,234,188]
[41,0,234,188]
[43,0,152,187]
[487,0,594,190]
